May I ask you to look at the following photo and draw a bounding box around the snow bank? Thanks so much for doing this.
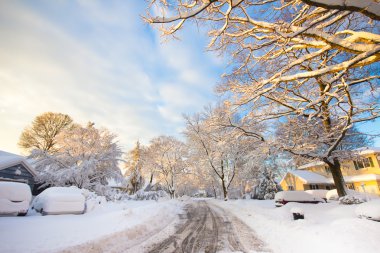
[356,199,380,221]
[0,199,184,253]
[0,182,32,202]
[211,199,380,253]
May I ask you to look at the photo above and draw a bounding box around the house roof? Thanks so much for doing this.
[298,161,326,170]
[297,147,380,170]
[355,147,380,155]
[281,170,331,185]
[335,174,380,183]
[281,168,380,186]
[0,150,37,177]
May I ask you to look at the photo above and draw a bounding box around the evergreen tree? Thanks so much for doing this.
[124,141,145,194]
[256,168,282,200]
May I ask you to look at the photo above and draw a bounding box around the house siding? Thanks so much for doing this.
[282,151,380,196]
[280,173,305,191]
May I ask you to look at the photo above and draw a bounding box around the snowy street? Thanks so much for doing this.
[2,198,380,253]
[143,200,270,253]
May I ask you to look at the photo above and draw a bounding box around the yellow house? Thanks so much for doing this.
[280,147,380,195]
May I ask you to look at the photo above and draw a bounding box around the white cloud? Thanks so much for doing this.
[0,0,221,154]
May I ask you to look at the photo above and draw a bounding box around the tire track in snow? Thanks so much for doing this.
[146,200,271,253]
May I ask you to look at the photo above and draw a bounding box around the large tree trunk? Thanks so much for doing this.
[324,158,347,197]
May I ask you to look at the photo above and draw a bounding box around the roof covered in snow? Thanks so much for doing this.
[298,161,326,170]
[335,174,380,183]
[0,150,37,176]
[355,147,380,155]
[282,170,331,184]
[282,169,380,185]
[297,147,380,170]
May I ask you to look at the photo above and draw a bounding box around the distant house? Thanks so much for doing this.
[0,150,37,192]
[280,147,380,195]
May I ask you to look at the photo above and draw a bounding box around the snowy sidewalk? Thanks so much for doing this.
[211,199,380,253]
[0,200,184,253]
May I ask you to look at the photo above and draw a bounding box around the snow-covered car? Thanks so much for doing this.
[275,191,325,207]
[32,187,85,215]
[356,199,380,221]
[305,189,329,201]
[0,181,32,216]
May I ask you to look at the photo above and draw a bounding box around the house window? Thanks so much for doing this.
[346,183,355,190]
[369,157,374,167]
[310,184,319,190]
[354,157,374,170]
[325,166,331,174]
[326,185,331,190]
[288,185,294,190]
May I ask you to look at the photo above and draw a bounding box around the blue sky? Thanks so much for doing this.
[0,0,379,154]
[0,0,224,154]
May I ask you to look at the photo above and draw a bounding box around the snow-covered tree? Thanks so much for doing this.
[185,105,263,201]
[124,141,145,194]
[30,122,123,196]
[145,0,380,197]
[143,136,188,198]
[255,167,282,200]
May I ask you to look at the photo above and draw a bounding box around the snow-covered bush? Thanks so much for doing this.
[131,190,168,201]
[92,185,126,201]
[80,188,107,212]
[326,189,378,205]
[355,199,380,221]
[339,195,366,205]
[255,168,282,200]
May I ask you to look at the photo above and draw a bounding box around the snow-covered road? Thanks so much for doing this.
[145,200,271,253]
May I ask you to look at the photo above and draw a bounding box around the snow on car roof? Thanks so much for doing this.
[287,170,330,184]
[275,190,323,201]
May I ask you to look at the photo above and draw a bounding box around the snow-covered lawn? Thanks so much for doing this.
[0,199,183,253]
[212,199,380,253]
